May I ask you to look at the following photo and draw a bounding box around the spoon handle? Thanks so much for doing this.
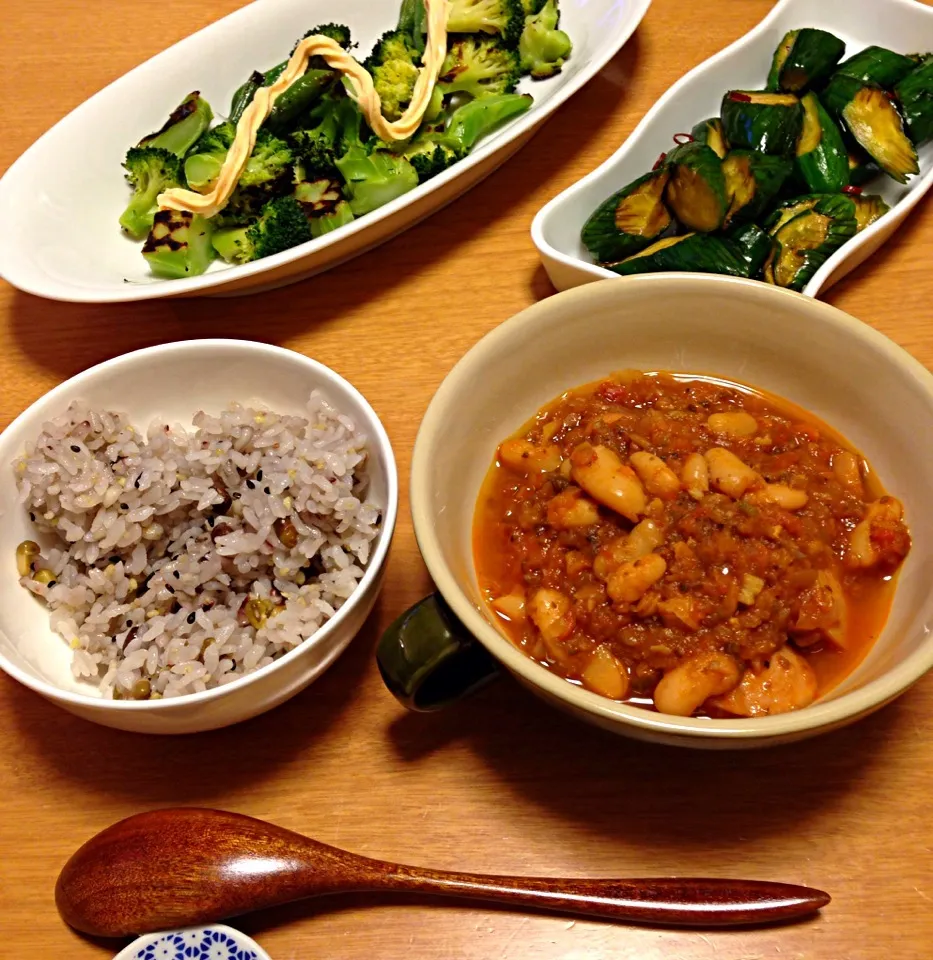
[375,865,829,927]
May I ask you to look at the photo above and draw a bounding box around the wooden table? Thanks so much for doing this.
[2,1,932,956]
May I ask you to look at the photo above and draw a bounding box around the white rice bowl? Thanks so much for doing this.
[13,391,381,700]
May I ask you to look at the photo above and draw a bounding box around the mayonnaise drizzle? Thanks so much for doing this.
[158,0,449,219]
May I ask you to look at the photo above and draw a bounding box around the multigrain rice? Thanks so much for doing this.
[13,392,380,699]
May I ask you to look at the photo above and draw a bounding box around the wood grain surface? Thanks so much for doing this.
[2,2,932,958]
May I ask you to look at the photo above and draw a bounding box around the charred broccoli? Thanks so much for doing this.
[519,0,572,79]
[291,22,353,59]
[439,36,522,98]
[288,94,346,178]
[365,30,422,122]
[142,209,215,278]
[295,177,356,237]
[212,196,311,264]
[334,98,419,214]
[446,0,525,48]
[138,92,213,157]
[183,121,236,193]
[215,129,294,226]
[119,147,184,240]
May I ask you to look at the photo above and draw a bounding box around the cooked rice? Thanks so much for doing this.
[13,392,380,699]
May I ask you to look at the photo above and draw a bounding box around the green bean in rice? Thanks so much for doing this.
[13,392,380,699]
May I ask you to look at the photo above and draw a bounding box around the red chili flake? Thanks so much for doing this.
[652,151,668,170]
[842,185,863,195]
[728,91,753,102]
[672,133,696,145]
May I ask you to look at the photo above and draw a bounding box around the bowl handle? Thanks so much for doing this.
[376,593,501,711]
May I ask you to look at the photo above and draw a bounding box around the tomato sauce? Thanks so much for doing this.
[472,371,911,718]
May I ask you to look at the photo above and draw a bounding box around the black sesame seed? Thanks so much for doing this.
[125,619,132,627]
[257,470,263,482]
[187,612,197,625]
[134,476,141,489]
[246,480,256,490]
[166,585,176,595]
[70,445,80,453]
[264,487,271,495]
[109,556,121,564]
[29,512,35,522]
[120,503,129,510]
[170,600,181,614]
[173,570,180,579]
[207,516,216,528]
[48,581,57,588]
[232,492,242,500]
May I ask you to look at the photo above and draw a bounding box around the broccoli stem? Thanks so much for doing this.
[142,211,216,279]
[139,93,213,158]
[445,93,534,151]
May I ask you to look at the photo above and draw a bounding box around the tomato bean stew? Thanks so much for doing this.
[473,371,912,719]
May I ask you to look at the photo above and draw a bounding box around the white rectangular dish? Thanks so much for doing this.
[532,0,933,296]
[0,0,650,303]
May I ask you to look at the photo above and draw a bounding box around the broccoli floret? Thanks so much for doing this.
[212,196,311,264]
[291,22,353,56]
[119,146,184,240]
[447,0,525,48]
[519,0,572,79]
[212,128,295,226]
[138,92,213,158]
[288,93,346,177]
[184,121,236,193]
[334,99,419,215]
[521,0,546,12]
[294,177,357,237]
[400,132,463,181]
[365,30,422,122]
[142,210,215,278]
[439,37,522,98]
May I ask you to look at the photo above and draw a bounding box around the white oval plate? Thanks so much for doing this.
[531,0,933,296]
[0,0,650,303]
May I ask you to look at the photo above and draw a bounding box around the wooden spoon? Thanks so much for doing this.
[56,808,830,937]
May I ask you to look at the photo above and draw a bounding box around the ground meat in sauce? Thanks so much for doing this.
[473,371,912,719]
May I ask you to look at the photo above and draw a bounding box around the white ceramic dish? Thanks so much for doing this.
[408,275,933,749]
[532,0,933,295]
[0,0,651,304]
[114,925,272,960]
[0,340,398,735]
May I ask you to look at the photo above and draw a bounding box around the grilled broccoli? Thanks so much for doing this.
[119,147,185,240]
[446,0,525,48]
[291,22,353,57]
[138,92,213,157]
[439,36,522,98]
[184,121,236,193]
[215,129,295,226]
[519,0,572,79]
[212,196,311,264]
[365,30,422,122]
[334,99,419,215]
[142,209,215,278]
[289,94,346,178]
[444,92,533,151]
[401,133,463,181]
[295,177,357,237]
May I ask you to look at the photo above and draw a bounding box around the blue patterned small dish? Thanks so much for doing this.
[114,925,272,960]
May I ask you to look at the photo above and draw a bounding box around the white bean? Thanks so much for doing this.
[711,646,817,717]
[528,588,574,642]
[581,646,630,700]
[705,447,760,498]
[571,443,646,522]
[630,451,681,499]
[607,553,667,605]
[499,438,562,474]
[749,483,808,511]
[653,651,741,717]
[707,411,758,437]
[546,488,600,529]
[681,453,709,501]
